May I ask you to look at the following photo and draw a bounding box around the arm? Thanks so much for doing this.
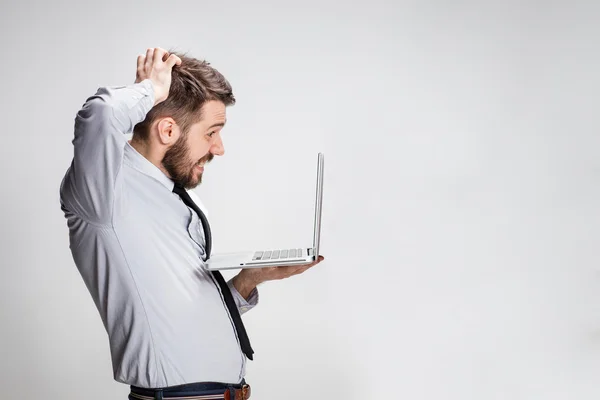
[60,81,155,224]
[228,255,325,314]
[228,277,259,316]
[60,48,181,224]
[231,273,258,300]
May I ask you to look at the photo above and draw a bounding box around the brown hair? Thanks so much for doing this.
[133,51,236,140]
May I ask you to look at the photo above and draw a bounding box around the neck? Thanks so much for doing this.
[129,137,172,178]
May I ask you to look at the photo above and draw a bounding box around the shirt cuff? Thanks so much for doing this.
[103,79,155,133]
[227,279,259,315]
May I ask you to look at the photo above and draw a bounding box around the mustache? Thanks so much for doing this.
[197,153,214,165]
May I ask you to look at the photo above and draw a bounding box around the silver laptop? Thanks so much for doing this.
[206,153,324,270]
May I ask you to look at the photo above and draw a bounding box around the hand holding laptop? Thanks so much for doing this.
[231,255,325,298]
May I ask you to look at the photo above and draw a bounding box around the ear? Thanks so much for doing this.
[156,117,181,145]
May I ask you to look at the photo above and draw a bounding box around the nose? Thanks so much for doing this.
[210,135,225,156]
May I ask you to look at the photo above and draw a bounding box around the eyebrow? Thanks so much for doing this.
[207,121,226,130]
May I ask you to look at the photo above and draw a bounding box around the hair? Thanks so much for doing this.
[133,50,236,140]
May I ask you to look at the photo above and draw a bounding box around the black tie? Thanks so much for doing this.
[172,184,254,360]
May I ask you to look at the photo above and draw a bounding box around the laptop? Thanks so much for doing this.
[206,152,324,270]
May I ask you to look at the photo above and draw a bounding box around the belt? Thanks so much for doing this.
[129,384,251,400]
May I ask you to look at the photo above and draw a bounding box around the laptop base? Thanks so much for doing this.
[206,249,315,271]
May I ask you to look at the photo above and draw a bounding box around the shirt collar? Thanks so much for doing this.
[123,141,175,192]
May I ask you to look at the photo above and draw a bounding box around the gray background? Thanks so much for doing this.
[1,0,599,399]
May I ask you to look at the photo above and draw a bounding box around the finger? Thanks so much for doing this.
[283,266,312,279]
[274,265,303,276]
[310,256,324,266]
[153,47,167,64]
[137,55,145,74]
[284,266,304,276]
[265,269,286,281]
[289,264,313,276]
[303,261,321,271]
[285,268,307,278]
[298,264,315,273]
[145,48,154,70]
[284,262,314,274]
[303,259,322,268]
[165,53,182,68]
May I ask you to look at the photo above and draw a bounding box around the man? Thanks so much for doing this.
[59,47,323,399]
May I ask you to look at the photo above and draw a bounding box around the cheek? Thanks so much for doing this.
[190,139,210,162]
[187,137,209,161]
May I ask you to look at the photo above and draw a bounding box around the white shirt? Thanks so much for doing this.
[59,79,258,388]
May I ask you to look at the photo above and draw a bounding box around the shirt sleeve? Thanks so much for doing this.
[59,79,155,225]
[227,279,259,315]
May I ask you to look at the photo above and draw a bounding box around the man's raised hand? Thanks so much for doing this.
[135,47,182,105]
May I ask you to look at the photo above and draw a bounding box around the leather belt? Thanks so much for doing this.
[129,384,251,400]
[225,384,251,400]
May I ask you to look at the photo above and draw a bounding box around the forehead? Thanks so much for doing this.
[199,100,226,125]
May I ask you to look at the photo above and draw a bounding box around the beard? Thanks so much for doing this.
[162,135,214,189]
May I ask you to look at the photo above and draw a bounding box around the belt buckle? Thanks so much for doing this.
[241,384,251,400]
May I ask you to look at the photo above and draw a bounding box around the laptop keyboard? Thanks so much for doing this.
[252,248,305,261]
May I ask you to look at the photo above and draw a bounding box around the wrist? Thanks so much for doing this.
[137,78,163,106]
[233,271,260,300]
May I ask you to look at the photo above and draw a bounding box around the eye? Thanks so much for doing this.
[207,131,215,138]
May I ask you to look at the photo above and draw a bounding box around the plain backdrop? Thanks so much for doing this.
[1,0,599,399]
